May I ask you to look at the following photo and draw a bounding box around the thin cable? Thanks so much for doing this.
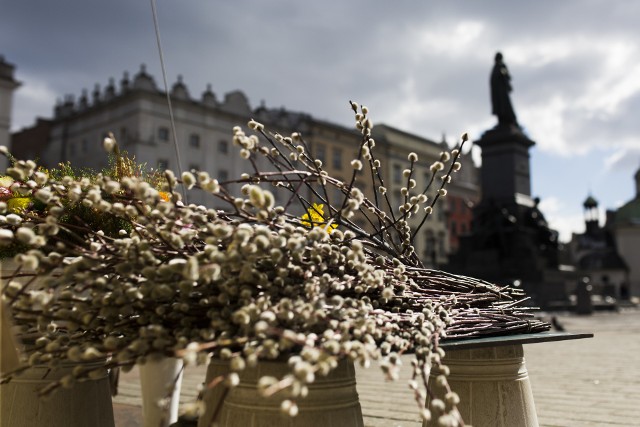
[150,0,187,202]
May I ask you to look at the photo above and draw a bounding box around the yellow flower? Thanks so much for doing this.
[158,191,171,202]
[300,203,337,233]
[7,197,33,214]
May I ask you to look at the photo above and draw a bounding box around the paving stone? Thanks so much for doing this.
[112,309,640,426]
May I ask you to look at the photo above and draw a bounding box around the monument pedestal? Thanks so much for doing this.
[475,124,535,203]
[448,123,562,308]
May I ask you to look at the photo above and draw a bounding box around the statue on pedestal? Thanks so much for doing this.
[490,52,518,126]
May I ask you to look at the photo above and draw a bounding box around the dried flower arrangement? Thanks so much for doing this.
[0,146,166,259]
[0,103,549,425]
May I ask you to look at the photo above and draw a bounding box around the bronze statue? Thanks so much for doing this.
[490,52,518,126]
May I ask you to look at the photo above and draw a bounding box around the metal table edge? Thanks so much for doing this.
[440,331,594,350]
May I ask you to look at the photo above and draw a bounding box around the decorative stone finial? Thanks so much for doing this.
[121,71,130,92]
[78,89,89,109]
[583,195,598,209]
[92,83,101,103]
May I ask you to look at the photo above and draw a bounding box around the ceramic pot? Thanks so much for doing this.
[198,358,364,427]
[140,357,185,427]
[0,358,115,427]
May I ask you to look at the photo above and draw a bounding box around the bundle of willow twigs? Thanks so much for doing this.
[0,102,549,425]
[402,268,549,338]
[236,102,551,342]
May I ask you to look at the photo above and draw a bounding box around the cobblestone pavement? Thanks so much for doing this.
[113,309,640,427]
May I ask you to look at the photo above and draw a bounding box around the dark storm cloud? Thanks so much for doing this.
[3,0,640,240]
[2,0,639,161]
[2,2,154,80]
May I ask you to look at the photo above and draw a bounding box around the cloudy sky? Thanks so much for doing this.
[2,1,639,241]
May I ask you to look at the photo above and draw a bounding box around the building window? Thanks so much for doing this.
[81,139,88,153]
[189,133,200,148]
[394,164,402,184]
[120,127,128,143]
[450,221,457,237]
[425,232,436,259]
[424,172,431,187]
[438,232,446,256]
[394,189,403,211]
[437,203,445,221]
[158,127,169,142]
[459,198,465,213]
[157,159,169,170]
[333,180,344,204]
[316,144,326,164]
[218,169,229,181]
[332,148,342,170]
[219,140,229,154]
[69,143,76,157]
[355,218,367,229]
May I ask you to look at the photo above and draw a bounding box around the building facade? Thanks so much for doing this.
[610,168,640,298]
[443,140,480,254]
[10,65,481,267]
[0,56,21,170]
[567,195,628,301]
[372,125,454,268]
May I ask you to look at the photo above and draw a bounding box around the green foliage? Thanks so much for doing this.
[41,161,96,182]
[43,150,163,188]
[58,201,132,243]
[0,241,29,260]
[0,144,158,259]
[105,148,164,188]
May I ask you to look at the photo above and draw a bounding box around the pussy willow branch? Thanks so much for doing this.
[413,134,468,241]
[246,114,410,262]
